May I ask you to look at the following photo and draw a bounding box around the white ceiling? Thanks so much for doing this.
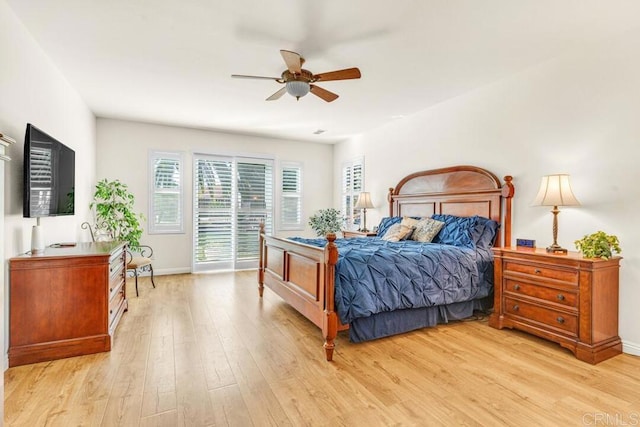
[7,0,640,143]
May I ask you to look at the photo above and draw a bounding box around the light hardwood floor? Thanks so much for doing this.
[5,271,640,426]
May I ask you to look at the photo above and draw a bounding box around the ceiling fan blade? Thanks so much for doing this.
[231,74,280,80]
[314,67,361,82]
[310,85,339,102]
[280,50,302,74]
[266,87,287,101]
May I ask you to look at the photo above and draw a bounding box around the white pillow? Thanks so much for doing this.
[411,218,445,243]
[381,223,414,242]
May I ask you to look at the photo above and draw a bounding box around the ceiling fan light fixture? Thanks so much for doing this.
[285,80,310,100]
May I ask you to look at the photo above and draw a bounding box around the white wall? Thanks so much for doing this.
[335,33,640,355]
[96,118,333,274]
[0,0,96,369]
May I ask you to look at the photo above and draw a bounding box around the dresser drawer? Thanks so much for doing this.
[109,248,125,275]
[504,279,578,308]
[109,274,125,304]
[504,260,578,285]
[109,286,125,326]
[504,297,578,335]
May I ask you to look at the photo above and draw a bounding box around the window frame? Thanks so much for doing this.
[148,150,185,235]
[341,157,364,230]
[278,161,304,231]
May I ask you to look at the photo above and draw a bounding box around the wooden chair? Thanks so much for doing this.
[81,222,156,296]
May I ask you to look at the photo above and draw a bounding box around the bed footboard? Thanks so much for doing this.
[258,224,341,361]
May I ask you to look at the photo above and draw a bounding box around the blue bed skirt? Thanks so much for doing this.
[348,295,493,343]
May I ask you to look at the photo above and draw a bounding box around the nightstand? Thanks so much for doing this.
[489,247,622,364]
[342,230,378,239]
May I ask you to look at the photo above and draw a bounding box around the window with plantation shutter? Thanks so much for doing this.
[149,151,184,234]
[193,153,273,272]
[342,157,364,230]
[280,162,303,230]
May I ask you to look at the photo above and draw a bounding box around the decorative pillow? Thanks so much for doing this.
[411,218,445,243]
[376,217,402,237]
[381,223,414,242]
[400,216,421,229]
[399,217,421,240]
[473,216,500,248]
[431,214,479,248]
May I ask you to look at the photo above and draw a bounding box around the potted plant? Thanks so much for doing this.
[574,231,621,260]
[308,208,343,237]
[90,179,145,250]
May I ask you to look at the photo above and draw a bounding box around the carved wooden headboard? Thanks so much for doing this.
[387,165,514,247]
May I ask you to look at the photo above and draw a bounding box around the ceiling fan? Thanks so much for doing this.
[231,50,361,102]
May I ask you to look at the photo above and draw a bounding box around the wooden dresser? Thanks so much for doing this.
[9,241,128,367]
[489,247,622,364]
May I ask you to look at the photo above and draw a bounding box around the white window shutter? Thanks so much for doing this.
[149,151,184,234]
[280,163,303,230]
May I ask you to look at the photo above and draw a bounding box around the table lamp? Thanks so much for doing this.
[355,192,375,232]
[532,174,580,254]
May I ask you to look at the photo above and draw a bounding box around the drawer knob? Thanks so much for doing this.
[557,316,565,324]
[110,309,113,314]
[513,304,519,311]
[557,294,565,301]
[110,288,113,293]
[534,269,541,274]
[513,284,520,291]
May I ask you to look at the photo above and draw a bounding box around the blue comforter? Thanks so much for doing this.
[289,237,493,325]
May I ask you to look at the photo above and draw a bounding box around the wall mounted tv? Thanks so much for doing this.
[23,123,75,218]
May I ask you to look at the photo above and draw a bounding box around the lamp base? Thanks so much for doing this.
[546,244,568,254]
[31,225,45,254]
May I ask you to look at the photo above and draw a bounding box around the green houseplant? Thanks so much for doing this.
[309,208,343,237]
[574,231,621,260]
[90,179,145,250]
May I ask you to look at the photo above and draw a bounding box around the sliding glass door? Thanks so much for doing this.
[193,154,273,272]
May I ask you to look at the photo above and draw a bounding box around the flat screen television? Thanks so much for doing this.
[23,123,75,218]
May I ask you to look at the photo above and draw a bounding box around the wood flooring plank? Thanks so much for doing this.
[174,339,218,426]
[186,285,237,391]
[172,293,219,426]
[208,384,254,426]
[140,335,177,417]
[139,410,178,427]
[100,309,151,426]
[207,299,294,426]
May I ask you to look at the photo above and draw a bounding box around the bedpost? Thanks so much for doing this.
[388,187,394,217]
[258,221,265,297]
[323,233,339,361]
[501,176,515,247]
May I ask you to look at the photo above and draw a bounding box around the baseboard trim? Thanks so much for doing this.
[622,339,640,356]
[150,267,191,276]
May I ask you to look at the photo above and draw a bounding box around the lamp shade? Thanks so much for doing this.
[285,80,310,99]
[532,174,580,207]
[355,192,375,209]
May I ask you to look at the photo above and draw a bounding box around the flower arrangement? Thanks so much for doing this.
[308,208,343,237]
[574,231,621,260]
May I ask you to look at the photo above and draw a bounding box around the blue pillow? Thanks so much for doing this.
[473,216,500,248]
[431,214,479,248]
[376,217,402,237]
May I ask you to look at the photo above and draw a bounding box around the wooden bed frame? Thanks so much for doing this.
[258,165,514,361]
